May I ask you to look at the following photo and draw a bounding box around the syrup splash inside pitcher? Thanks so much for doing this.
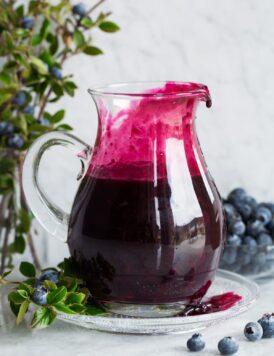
[22,81,225,317]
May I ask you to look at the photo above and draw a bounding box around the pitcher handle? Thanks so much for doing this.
[22,132,92,242]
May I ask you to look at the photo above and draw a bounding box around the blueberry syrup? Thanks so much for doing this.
[68,82,225,306]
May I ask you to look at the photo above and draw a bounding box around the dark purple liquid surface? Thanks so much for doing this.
[68,173,223,304]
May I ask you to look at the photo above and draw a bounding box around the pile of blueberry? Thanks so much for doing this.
[32,269,59,305]
[186,313,274,354]
[220,188,274,275]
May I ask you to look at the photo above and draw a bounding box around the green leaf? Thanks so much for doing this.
[16,300,29,325]
[17,289,29,299]
[10,301,20,317]
[51,109,65,123]
[0,174,14,193]
[29,56,48,75]
[56,124,73,131]
[16,4,25,17]
[80,17,94,28]
[2,31,14,49]
[8,291,26,304]
[62,257,79,277]
[44,280,57,291]
[47,286,67,305]
[99,21,120,33]
[52,82,64,96]
[84,305,108,316]
[46,33,59,55]
[54,303,77,314]
[0,158,16,175]
[32,34,43,46]
[40,51,54,67]
[0,72,12,85]
[31,307,56,329]
[40,18,50,39]
[19,261,36,278]
[70,304,86,313]
[18,283,32,294]
[83,46,103,56]
[64,81,77,96]
[73,30,85,48]
[12,234,26,254]
[14,28,29,38]
[65,292,86,305]
[18,209,31,233]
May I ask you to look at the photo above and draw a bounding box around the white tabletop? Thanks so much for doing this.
[0,278,273,356]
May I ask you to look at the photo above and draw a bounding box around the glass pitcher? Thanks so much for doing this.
[22,81,225,317]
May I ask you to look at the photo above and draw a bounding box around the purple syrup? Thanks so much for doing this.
[68,174,223,304]
[180,292,242,316]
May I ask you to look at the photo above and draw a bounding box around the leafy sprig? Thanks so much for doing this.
[1,258,108,329]
[0,0,119,273]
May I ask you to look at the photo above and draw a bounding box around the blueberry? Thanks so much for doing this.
[37,118,50,126]
[12,91,27,107]
[244,322,263,341]
[242,236,257,255]
[228,220,245,235]
[0,122,14,136]
[39,269,59,284]
[263,202,274,214]
[258,314,274,338]
[267,219,274,238]
[21,16,34,29]
[72,3,87,17]
[235,203,252,221]
[246,220,265,237]
[7,134,24,149]
[227,188,247,204]
[236,250,251,266]
[253,252,266,266]
[255,206,272,225]
[186,333,205,352]
[227,234,241,246]
[222,248,237,265]
[49,66,62,80]
[243,196,258,211]
[218,336,239,355]
[32,287,48,305]
[223,203,238,219]
[257,233,273,246]
[23,105,35,115]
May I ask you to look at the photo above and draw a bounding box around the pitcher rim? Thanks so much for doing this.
[87,81,210,100]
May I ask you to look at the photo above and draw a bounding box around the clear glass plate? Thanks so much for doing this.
[57,269,259,335]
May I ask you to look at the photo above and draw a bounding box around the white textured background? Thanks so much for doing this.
[33,0,274,265]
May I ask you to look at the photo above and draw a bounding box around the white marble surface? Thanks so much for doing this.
[0,278,273,356]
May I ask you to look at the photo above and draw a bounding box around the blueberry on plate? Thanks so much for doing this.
[186,333,205,352]
[228,220,246,236]
[227,234,241,247]
[244,322,263,341]
[32,287,48,305]
[23,105,35,115]
[242,236,257,255]
[258,314,274,338]
[235,203,252,221]
[227,188,247,204]
[39,269,59,284]
[263,202,274,214]
[243,195,258,211]
[222,248,237,265]
[218,336,239,355]
[255,206,272,225]
[236,250,251,266]
[223,203,238,220]
[246,220,265,237]
[257,233,273,246]
[252,252,267,267]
